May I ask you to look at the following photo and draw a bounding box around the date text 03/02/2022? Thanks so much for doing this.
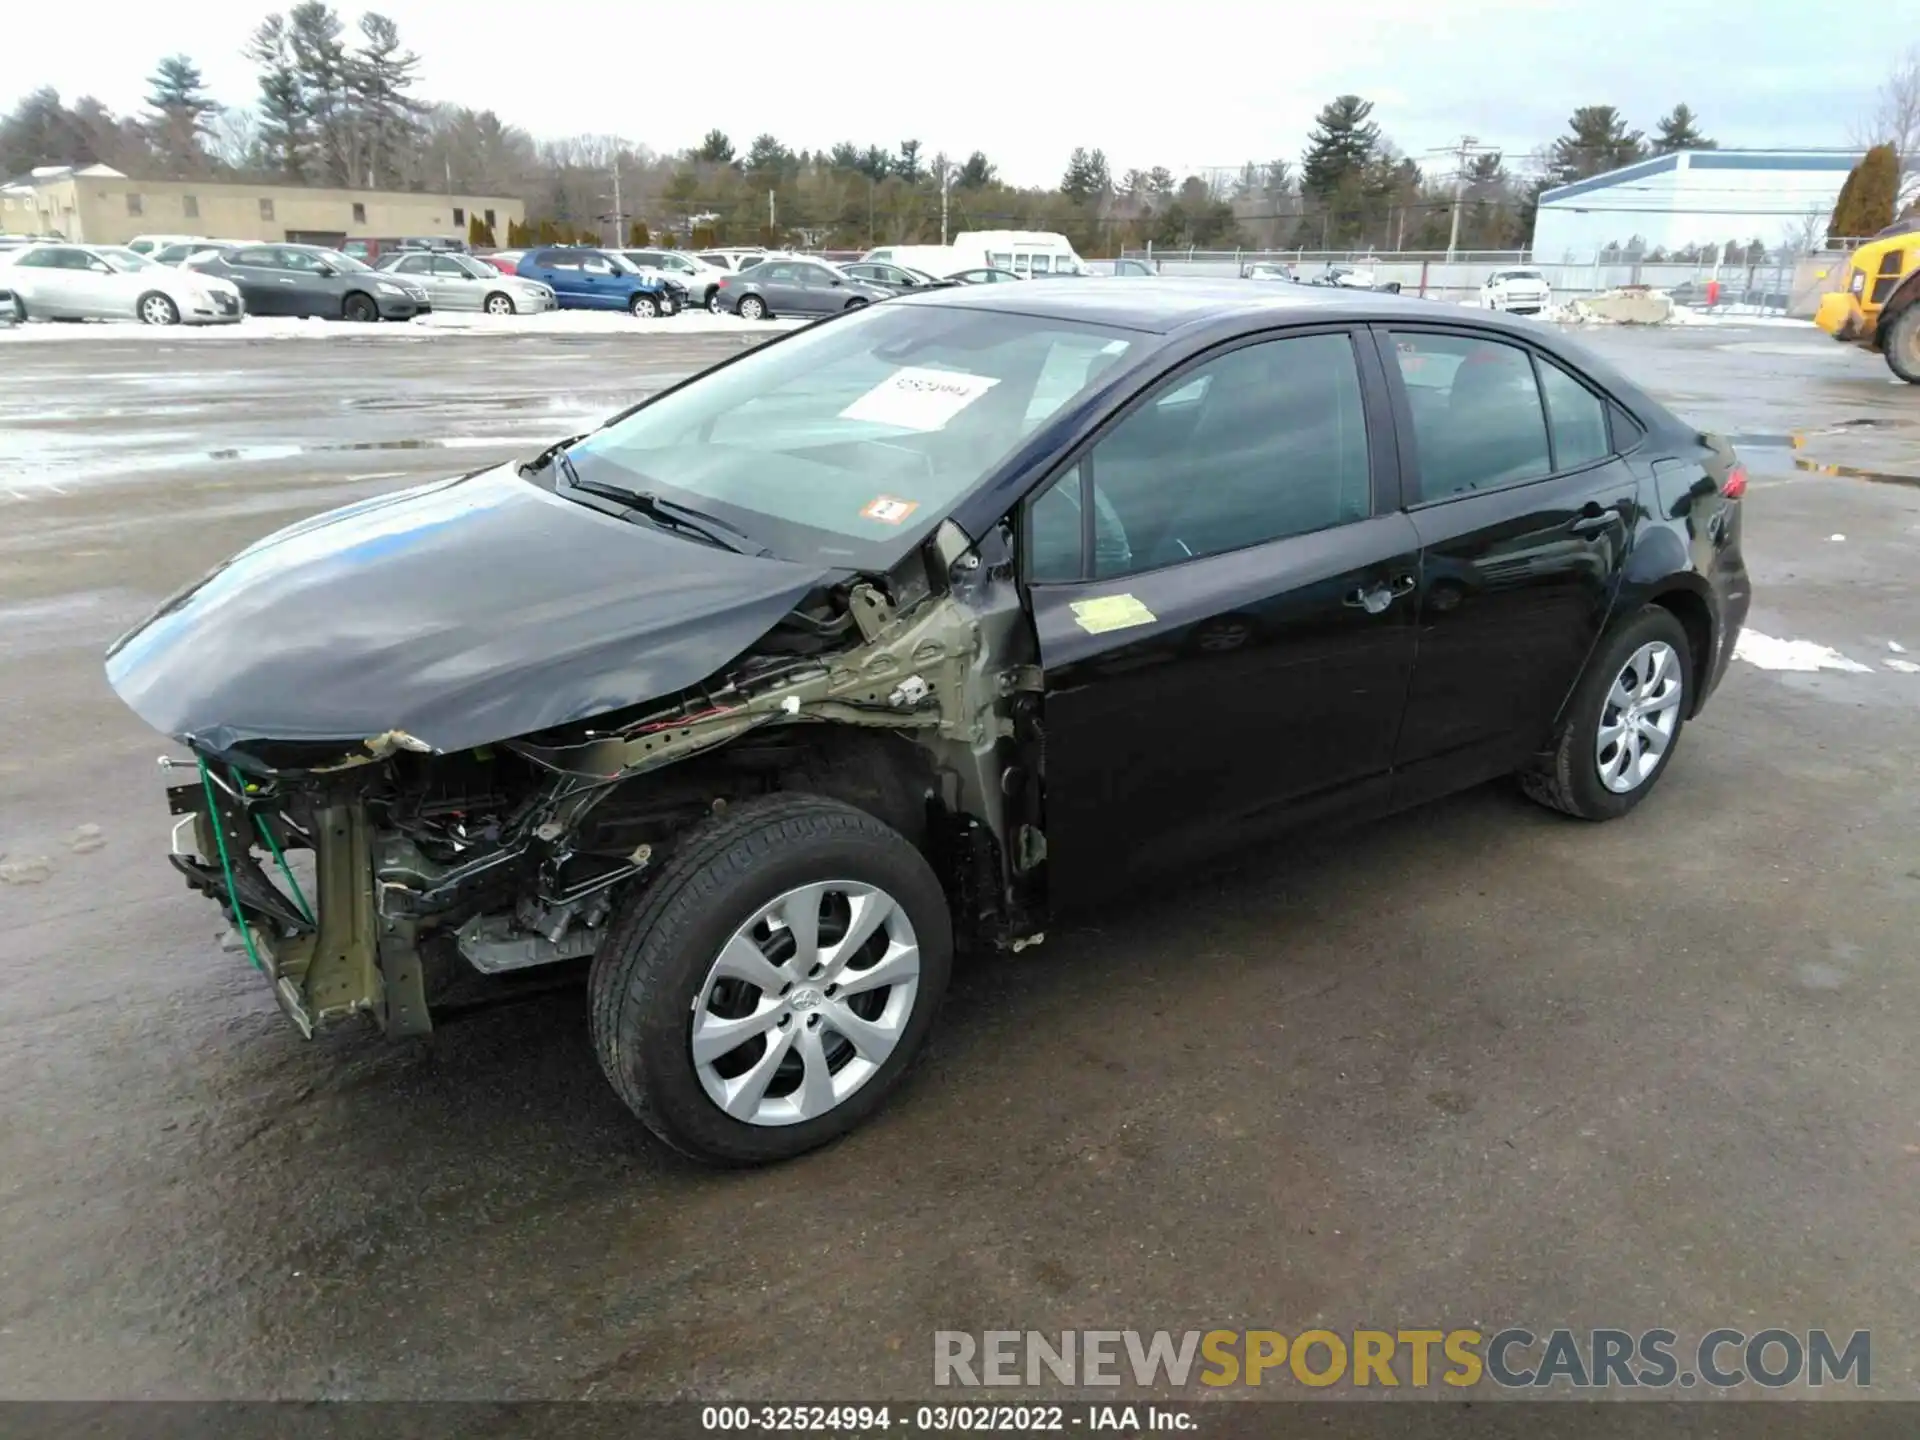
[701,1404,1190,1432]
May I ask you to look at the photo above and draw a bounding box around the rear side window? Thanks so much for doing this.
[234,248,278,267]
[1388,332,1551,501]
[1536,361,1611,470]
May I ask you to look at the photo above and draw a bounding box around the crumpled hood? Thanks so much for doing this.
[105,465,832,761]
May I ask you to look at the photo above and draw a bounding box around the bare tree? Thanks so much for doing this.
[208,106,261,172]
[1856,44,1920,205]
[1782,202,1832,255]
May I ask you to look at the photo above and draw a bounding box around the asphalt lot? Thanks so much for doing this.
[1,318,1916,1401]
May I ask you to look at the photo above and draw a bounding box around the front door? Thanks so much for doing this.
[1025,327,1421,905]
[1375,326,1637,806]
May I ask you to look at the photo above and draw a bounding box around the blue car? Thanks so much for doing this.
[513,246,678,316]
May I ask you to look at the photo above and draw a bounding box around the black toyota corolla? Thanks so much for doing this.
[107,281,1750,1164]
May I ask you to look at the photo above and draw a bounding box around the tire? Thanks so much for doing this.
[629,292,660,318]
[702,285,719,312]
[342,291,378,323]
[844,297,869,311]
[137,292,180,326]
[737,294,767,320]
[1522,605,1693,821]
[589,794,953,1166]
[1883,305,1920,384]
[483,291,516,317]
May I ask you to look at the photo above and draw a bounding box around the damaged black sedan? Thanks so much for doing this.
[107,281,1750,1164]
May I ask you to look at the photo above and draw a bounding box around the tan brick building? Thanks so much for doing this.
[0,165,523,247]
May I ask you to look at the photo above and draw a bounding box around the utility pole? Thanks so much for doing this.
[611,154,623,246]
[941,166,951,245]
[768,189,776,242]
[1440,134,1498,260]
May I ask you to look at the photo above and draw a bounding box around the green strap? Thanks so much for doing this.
[199,756,265,974]
[234,765,313,926]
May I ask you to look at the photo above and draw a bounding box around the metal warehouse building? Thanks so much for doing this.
[1531,149,1863,260]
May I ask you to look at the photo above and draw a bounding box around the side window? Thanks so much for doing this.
[761,263,798,282]
[1029,254,1051,274]
[1028,332,1372,582]
[396,255,433,275]
[1536,360,1612,470]
[234,248,279,268]
[1388,332,1551,501]
[16,249,60,269]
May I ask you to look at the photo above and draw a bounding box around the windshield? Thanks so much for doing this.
[102,249,160,273]
[315,249,370,272]
[447,255,495,278]
[566,304,1140,568]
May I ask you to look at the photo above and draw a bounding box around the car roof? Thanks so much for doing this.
[888,276,1431,333]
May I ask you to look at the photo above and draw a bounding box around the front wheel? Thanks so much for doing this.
[1522,605,1692,820]
[589,795,952,1165]
[1883,305,1920,384]
[629,292,660,318]
[844,297,869,311]
[138,292,180,325]
[736,294,767,320]
[483,291,516,316]
[342,292,378,323]
[703,285,720,312]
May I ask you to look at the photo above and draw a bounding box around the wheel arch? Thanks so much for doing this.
[1642,579,1716,717]
[135,288,177,321]
[1875,269,1920,347]
[342,287,378,318]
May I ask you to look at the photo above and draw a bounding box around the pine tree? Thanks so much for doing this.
[1548,106,1646,185]
[1651,104,1714,154]
[628,219,650,246]
[1300,95,1381,201]
[1830,144,1900,238]
[694,129,735,165]
[855,145,890,182]
[285,2,353,185]
[350,13,424,189]
[246,16,310,180]
[143,56,218,174]
[957,151,996,188]
[894,139,924,184]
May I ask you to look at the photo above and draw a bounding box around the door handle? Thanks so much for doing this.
[277,278,296,284]
[1345,575,1416,614]
[1568,502,1621,535]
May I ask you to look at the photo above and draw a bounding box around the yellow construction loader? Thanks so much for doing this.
[1814,219,1920,382]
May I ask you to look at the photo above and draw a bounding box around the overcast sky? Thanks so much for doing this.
[1,0,1893,185]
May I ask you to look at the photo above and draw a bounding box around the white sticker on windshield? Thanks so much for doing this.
[839,366,1001,431]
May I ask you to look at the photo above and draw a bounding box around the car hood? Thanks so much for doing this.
[105,464,834,765]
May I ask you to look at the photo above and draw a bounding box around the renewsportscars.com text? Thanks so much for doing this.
[933,1328,1870,1390]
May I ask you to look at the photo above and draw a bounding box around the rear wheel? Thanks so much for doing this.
[137,292,180,325]
[588,795,952,1165]
[844,297,869,311]
[342,291,378,323]
[629,292,660,318]
[702,284,719,311]
[1522,606,1692,821]
[1883,304,1920,384]
[483,291,516,316]
[737,294,767,320]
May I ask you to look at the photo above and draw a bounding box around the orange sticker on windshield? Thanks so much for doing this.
[861,496,919,525]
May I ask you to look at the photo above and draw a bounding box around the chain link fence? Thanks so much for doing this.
[1118,243,1873,318]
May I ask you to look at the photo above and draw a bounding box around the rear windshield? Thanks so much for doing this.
[567,304,1140,568]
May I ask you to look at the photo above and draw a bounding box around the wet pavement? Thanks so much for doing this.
[1,322,1917,1400]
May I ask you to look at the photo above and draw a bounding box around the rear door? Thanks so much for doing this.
[1375,326,1638,806]
[1025,326,1421,903]
[753,262,808,312]
[221,246,290,314]
[11,247,85,315]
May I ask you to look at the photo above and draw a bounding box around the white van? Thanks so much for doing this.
[859,244,982,277]
[953,230,1085,278]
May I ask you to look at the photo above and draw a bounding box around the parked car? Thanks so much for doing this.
[375,250,557,315]
[0,242,243,324]
[478,250,524,275]
[126,233,214,257]
[621,248,730,311]
[151,240,246,266]
[107,280,1750,1165]
[1481,268,1552,314]
[716,258,893,318]
[612,252,691,309]
[1243,261,1298,282]
[840,261,956,292]
[185,243,428,321]
[1083,258,1159,277]
[947,267,1023,284]
[1308,264,1401,293]
[512,247,678,316]
[697,247,771,272]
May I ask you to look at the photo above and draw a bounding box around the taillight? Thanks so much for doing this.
[718,275,731,287]
[1722,464,1748,499]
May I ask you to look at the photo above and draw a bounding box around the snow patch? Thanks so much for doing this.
[1734,630,1874,674]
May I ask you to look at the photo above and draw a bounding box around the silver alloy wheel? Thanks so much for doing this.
[739,295,765,319]
[140,294,178,325]
[485,293,515,316]
[691,880,921,1127]
[708,290,723,313]
[1596,640,1683,794]
[633,295,658,317]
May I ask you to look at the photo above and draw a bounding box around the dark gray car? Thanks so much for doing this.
[717,258,892,319]
[184,243,429,321]
[840,261,956,293]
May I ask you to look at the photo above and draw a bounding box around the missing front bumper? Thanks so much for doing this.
[166,771,429,1039]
